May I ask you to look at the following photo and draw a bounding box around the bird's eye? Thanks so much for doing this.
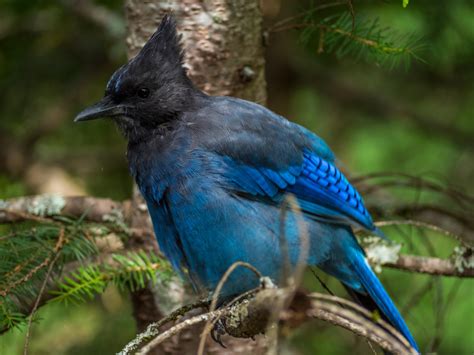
[137,88,150,99]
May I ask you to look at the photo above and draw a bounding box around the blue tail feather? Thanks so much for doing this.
[349,249,419,352]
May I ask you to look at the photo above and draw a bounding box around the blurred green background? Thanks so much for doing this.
[0,0,473,354]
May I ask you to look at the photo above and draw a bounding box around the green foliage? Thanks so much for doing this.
[0,218,171,334]
[300,11,424,68]
[1,300,27,331]
[0,220,94,332]
[111,252,172,291]
[51,266,105,306]
[51,251,171,305]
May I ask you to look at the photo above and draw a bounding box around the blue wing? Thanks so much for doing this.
[289,150,375,231]
[218,148,379,234]
[195,97,378,233]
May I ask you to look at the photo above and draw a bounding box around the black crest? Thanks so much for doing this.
[103,13,192,106]
[134,14,185,70]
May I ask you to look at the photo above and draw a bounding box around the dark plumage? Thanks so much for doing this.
[75,15,418,351]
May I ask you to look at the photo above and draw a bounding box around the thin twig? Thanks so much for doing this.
[308,300,416,354]
[137,288,418,355]
[23,228,65,355]
[351,172,474,207]
[264,195,311,354]
[346,0,355,32]
[118,299,210,355]
[267,1,347,33]
[0,209,58,225]
[402,280,432,314]
[386,254,473,277]
[310,293,409,347]
[197,261,262,355]
[128,287,418,354]
[286,194,310,288]
[0,228,67,297]
[375,219,459,240]
[138,309,227,355]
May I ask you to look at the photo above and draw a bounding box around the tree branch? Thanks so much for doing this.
[386,254,473,277]
[119,288,417,355]
[0,195,129,224]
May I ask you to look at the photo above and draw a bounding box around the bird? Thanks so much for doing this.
[75,14,418,352]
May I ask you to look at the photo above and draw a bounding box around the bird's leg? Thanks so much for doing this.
[210,318,227,348]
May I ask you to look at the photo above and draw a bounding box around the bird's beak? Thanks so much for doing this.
[74,96,127,122]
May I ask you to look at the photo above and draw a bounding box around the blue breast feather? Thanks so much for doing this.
[221,149,377,233]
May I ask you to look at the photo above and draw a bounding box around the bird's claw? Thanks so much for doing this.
[211,319,227,348]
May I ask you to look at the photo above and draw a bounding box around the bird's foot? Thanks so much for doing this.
[210,319,227,348]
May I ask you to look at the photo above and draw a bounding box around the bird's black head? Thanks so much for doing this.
[75,14,200,140]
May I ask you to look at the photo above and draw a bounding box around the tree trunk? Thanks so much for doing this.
[125,0,266,104]
[123,0,268,353]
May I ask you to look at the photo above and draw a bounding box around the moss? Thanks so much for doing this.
[364,237,401,273]
[102,207,129,233]
[26,195,66,217]
[452,246,474,273]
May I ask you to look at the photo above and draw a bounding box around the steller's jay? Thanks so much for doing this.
[75,15,418,351]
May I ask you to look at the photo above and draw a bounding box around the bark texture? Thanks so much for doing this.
[125,0,266,103]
